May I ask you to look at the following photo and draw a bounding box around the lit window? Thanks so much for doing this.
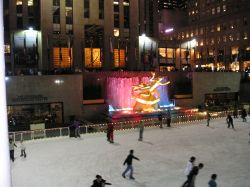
[200,40,203,46]
[4,45,10,54]
[53,48,72,68]
[114,29,119,37]
[217,24,220,31]
[190,31,194,37]
[223,5,226,12]
[217,36,220,44]
[84,48,102,68]
[212,8,215,15]
[223,36,227,42]
[114,49,125,68]
[186,32,189,38]
[211,38,214,45]
[236,33,240,41]
[181,32,184,39]
[217,6,220,13]
[243,32,248,40]
[159,48,166,58]
[28,0,33,6]
[16,0,22,5]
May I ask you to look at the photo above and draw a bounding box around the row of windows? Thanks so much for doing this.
[53,47,126,69]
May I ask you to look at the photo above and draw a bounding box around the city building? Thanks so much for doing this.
[159,0,250,72]
[3,0,158,75]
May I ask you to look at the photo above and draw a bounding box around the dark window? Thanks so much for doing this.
[53,15,60,24]
[28,5,34,16]
[16,5,23,14]
[124,0,129,28]
[84,0,90,18]
[114,1,119,28]
[99,0,104,19]
[17,17,23,29]
[66,16,73,24]
[53,0,60,6]
[65,0,73,7]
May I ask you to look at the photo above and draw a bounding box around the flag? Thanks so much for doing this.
[23,32,26,55]
[35,32,39,63]
[110,37,113,54]
[47,35,50,61]
[68,36,71,61]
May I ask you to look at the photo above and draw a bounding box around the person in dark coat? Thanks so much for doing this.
[166,109,171,127]
[122,150,140,180]
[184,163,204,187]
[226,114,234,129]
[107,123,114,143]
[208,174,217,187]
[241,108,247,122]
[158,112,163,128]
[91,175,111,187]
[9,138,17,162]
[207,112,211,126]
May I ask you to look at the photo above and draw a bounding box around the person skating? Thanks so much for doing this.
[107,123,114,143]
[166,109,171,127]
[91,175,112,187]
[158,112,163,128]
[20,140,27,158]
[73,119,81,138]
[122,150,140,180]
[226,114,234,129]
[9,138,17,162]
[241,108,247,122]
[184,163,204,187]
[182,156,196,187]
[208,174,217,187]
[138,120,144,141]
[207,112,211,126]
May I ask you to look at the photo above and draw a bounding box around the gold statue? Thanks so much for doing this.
[132,73,170,112]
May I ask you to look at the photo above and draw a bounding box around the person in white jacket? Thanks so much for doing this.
[182,156,196,187]
[20,140,26,158]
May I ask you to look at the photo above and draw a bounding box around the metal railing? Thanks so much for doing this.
[9,110,237,142]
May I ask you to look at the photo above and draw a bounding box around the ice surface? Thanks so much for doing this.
[12,117,250,187]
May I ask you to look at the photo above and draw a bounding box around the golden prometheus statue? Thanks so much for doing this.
[132,73,170,112]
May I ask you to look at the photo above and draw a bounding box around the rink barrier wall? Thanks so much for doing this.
[9,110,239,142]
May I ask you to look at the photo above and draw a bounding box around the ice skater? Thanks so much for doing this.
[207,112,211,126]
[166,109,171,127]
[122,150,140,180]
[91,175,112,187]
[183,163,204,187]
[226,114,234,129]
[72,119,81,138]
[241,108,247,122]
[182,156,196,187]
[158,112,163,128]
[107,123,114,143]
[9,138,17,162]
[20,140,27,158]
[138,120,144,141]
[208,174,217,187]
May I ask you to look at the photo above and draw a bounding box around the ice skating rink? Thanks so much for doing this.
[12,117,250,187]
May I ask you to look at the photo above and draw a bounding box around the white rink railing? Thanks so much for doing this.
[9,110,238,142]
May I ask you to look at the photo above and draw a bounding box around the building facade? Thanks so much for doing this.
[4,0,159,75]
[159,0,250,72]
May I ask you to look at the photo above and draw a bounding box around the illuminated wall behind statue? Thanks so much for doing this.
[106,76,170,110]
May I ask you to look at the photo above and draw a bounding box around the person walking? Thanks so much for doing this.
[207,112,211,127]
[184,163,204,187]
[226,114,234,129]
[166,109,171,127]
[208,174,217,187]
[107,123,114,143]
[9,138,17,162]
[122,150,140,180]
[20,140,27,158]
[138,120,144,141]
[182,156,196,187]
